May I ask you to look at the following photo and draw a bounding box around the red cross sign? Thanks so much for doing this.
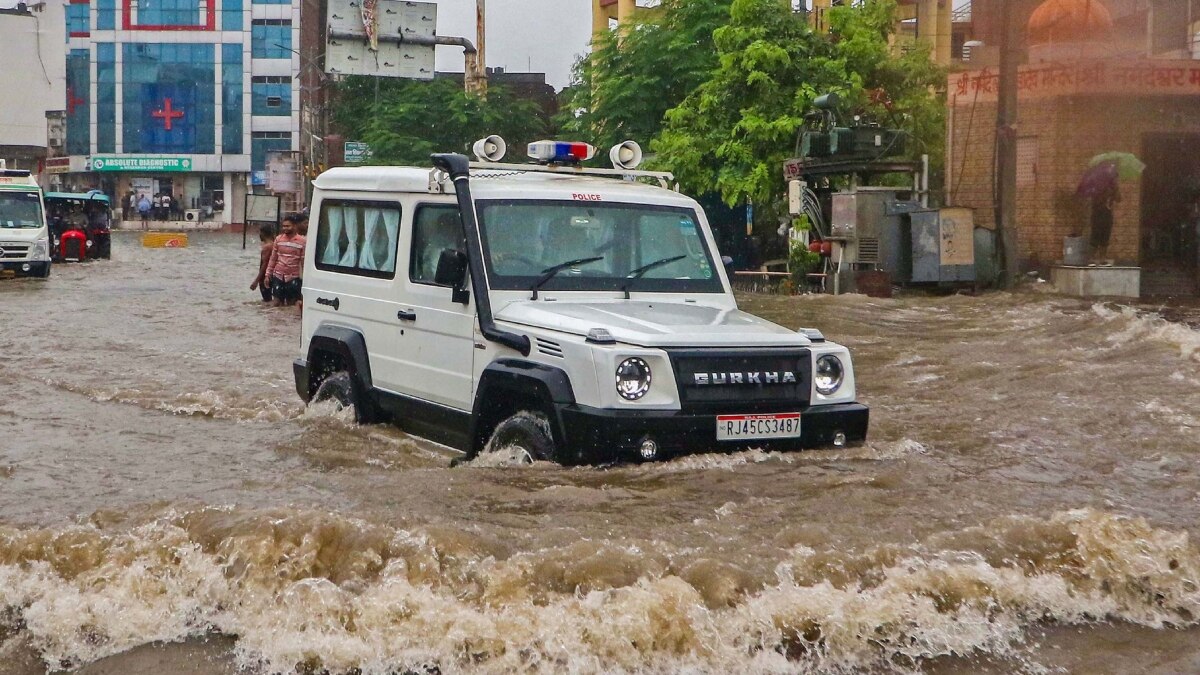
[67,87,85,115]
[151,97,185,131]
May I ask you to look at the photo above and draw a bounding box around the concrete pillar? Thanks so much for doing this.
[937,0,953,63]
[918,0,939,55]
[810,0,832,32]
[617,0,635,25]
[592,0,609,37]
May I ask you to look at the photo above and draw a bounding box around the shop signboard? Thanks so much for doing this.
[91,156,193,172]
[344,142,372,164]
[44,157,71,175]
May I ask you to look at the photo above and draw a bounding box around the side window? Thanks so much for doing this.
[410,205,462,285]
[315,199,401,279]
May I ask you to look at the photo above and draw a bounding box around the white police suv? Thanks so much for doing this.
[293,138,868,464]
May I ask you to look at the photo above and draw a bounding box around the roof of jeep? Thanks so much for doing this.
[311,165,689,204]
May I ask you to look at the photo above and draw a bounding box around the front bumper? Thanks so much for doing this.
[555,402,869,464]
[0,260,49,276]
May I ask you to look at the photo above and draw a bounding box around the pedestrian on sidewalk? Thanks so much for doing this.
[265,214,306,307]
[250,224,277,303]
[137,194,151,228]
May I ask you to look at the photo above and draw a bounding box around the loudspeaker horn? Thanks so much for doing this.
[609,141,643,170]
[471,135,507,162]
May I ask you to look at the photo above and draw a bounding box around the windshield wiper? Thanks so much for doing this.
[621,255,687,299]
[531,256,604,300]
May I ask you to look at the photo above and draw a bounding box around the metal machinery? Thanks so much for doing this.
[785,94,975,294]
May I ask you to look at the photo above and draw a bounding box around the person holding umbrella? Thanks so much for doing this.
[1077,153,1143,265]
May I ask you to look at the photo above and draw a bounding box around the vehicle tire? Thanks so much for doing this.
[483,411,557,464]
[311,370,377,424]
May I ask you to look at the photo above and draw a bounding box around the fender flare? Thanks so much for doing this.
[304,325,373,399]
[468,359,575,454]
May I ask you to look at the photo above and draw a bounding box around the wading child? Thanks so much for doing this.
[249,224,276,302]
[265,215,306,307]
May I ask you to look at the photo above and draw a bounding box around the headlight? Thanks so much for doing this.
[86,239,93,248]
[815,355,844,395]
[53,237,61,246]
[32,240,50,260]
[616,357,652,401]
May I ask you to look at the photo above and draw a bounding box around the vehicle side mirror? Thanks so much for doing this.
[434,248,468,287]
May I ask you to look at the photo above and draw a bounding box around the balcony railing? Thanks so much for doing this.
[952,1,971,23]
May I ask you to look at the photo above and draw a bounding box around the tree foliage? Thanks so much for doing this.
[652,0,945,212]
[559,0,732,152]
[331,77,550,165]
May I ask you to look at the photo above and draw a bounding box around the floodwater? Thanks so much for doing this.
[1,233,1199,674]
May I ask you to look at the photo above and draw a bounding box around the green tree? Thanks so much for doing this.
[559,0,732,152]
[652,0,944,214]
[331,77,550,165]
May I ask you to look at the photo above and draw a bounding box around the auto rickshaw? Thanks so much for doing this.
[45,191,112,261]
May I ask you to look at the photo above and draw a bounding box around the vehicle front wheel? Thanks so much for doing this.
[311,370,377,424]
[482,411,558,464]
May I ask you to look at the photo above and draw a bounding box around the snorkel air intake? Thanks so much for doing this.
[430,153,531,356]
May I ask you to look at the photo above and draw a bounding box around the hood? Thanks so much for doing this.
[494,300,809,348]
[0,227,47,241]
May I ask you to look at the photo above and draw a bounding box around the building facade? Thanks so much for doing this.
[0,1,67,173]
[59,0,301,223]
[948,0,1200,296]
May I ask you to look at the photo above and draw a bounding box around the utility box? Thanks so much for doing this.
[904,207,976,284]
[824,190,974,292]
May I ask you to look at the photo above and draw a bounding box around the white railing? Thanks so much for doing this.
[952,0,971,23]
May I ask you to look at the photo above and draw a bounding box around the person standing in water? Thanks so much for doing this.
[250,224,277,303]
[265,215,306,307]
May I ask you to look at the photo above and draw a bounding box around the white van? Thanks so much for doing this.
[0,161,52,278]
[293,140,868,465]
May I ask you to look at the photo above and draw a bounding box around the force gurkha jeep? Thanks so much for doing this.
[293,138,868,464]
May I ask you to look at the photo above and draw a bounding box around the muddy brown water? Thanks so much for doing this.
[0,233,1198,674]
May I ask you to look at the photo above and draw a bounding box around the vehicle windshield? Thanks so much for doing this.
[477,200,724,294]
[0,191,45,229]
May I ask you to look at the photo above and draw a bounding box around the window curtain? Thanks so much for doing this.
[322,206,344,264]
[339,206,359,268]
[359,208,382,271]
[382,208,400,272]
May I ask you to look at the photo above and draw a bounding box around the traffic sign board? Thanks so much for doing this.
[344,142,372,164]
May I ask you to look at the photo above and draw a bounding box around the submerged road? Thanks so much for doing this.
[1,233,1199,674]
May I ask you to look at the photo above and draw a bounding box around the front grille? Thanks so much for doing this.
[63,239,84,260]
[0,243,30,259]
[668,348,811,413]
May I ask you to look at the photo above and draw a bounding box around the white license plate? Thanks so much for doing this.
[716,413,802,441]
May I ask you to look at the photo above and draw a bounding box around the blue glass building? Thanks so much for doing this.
[63,0,300,223]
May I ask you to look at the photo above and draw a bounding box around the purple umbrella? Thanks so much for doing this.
[1076,161,1118,199]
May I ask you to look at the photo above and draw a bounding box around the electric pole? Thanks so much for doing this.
[475,0,488,95]
[995,0,1020,287]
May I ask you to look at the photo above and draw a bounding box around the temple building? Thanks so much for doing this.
[948,0,1200,296]
[55,0,301,223]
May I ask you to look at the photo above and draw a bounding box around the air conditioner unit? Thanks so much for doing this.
[48,138,62,147]
[184,209,201,222]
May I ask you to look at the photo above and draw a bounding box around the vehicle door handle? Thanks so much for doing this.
[316,296,340,311]
[397,310,417,321]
